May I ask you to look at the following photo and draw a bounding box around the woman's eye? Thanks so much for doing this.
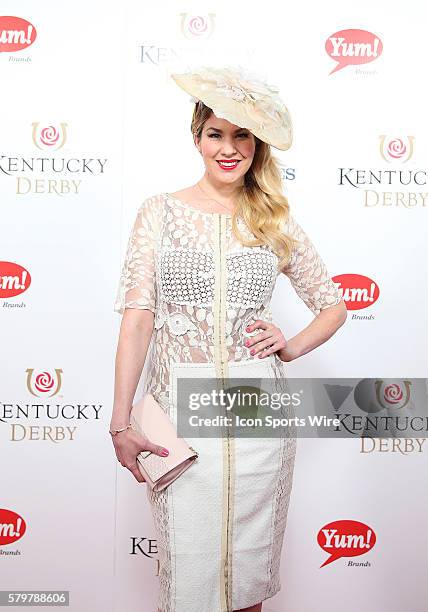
[208,133,249,138]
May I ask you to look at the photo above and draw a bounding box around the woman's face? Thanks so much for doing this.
[196,113,256,185]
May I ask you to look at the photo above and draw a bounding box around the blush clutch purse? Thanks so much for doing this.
[129,393,199,492]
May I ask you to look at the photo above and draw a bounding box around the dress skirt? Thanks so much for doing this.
[147,356,297,612]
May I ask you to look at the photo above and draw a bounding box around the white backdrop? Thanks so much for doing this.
[1,1,427,611]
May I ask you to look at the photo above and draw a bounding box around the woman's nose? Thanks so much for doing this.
[220,142,238,155]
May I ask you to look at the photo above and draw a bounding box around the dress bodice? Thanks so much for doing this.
[114,192,342,399]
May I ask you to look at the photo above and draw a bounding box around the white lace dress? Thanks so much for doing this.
[114,192,342,612]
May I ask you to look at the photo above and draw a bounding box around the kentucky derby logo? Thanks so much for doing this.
[179,13,215,39]
[374,380,412,411]
[379,135,414,163]
[26,368,63,397]
[353,378,412,414]
[31,122,68,151]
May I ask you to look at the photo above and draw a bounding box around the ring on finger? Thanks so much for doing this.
[261,343,275,354]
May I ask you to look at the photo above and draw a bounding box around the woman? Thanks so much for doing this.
[111,66,347,612]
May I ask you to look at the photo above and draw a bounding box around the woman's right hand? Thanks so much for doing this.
[111,428,169,483]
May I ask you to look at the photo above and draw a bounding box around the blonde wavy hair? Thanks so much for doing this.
[191,101,298,271]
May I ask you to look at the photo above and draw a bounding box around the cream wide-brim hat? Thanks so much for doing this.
[170,64,293,151]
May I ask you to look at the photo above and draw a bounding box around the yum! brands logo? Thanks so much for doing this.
[318,520,376,567]
[0,261,31,305]
[332,273,379,319]
[0,509,27,547]
[325,29,382,75]
[0,16,37,53]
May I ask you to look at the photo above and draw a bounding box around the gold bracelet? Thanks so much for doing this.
[109,424,132,436]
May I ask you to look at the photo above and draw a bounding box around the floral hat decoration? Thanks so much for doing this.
[170,64,293,151]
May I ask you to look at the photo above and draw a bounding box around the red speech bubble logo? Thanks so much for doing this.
[0,261,32,298]
[332,273,379,311]
[325,29,383,75]
[0,508,27,545]
[318,519,376,567]
[0,16,37,52]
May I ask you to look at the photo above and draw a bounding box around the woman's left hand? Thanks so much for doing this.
[244,319,296,362]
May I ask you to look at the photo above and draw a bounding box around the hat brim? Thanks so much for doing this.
[171,72,293,151]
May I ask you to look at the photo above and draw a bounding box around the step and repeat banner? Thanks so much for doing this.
[1,1,427,611]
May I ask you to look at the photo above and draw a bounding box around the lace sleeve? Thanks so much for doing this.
[114,196,158,315]
[281,212,342,316]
